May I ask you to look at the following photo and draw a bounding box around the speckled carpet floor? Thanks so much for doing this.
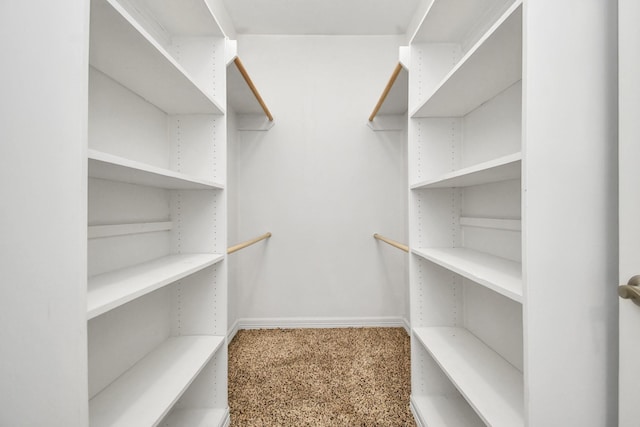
[228,327,415,426]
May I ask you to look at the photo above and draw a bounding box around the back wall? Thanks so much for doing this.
[228,35,408,330]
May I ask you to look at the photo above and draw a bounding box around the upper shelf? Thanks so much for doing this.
[89,0,225,115]
[410,0,514,44]
[88,149,224,190]
[227,54,274,122]
[411,152,521,189]
[411,2,522,118]
[125,0,225,38]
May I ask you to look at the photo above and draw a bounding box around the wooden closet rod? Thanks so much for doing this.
[368,63,403,122]
[234,57,274,121]
[373,233,409,253]
[228,232,272,254]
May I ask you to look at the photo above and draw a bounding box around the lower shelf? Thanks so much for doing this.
[413,327,524,427]
[162,408,230,427]
[411,394,484,427]
[89,335,225,427]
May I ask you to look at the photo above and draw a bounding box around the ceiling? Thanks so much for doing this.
[222,0,422,35]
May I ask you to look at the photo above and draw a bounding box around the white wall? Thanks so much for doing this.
[228,35,408,327]
[0,1,89,425]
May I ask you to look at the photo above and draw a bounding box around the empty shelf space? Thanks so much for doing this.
[163,408,229,427]
[88,149,224,190]
[413,327,524,427]
[411,395,484,427]
[411,152,521,189]
[411,2,522,118]
[412,247,522,302]
[89,0,224,114]
[87,253,224,319]
[89,336,225,427]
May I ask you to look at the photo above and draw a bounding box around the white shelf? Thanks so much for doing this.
[411,395,484,427]
[411,153,521,189]
[129,0,225,38]
[412,247,522,302]
[413,327,524,427]
[410,0,512,44]
[89,0,224,115]
[88,149,224,190]
[163,408,230,427]
[88,254,224,319]
[411,2,522,118]
[89,336,224,427]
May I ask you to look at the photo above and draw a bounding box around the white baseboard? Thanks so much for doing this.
[235,316,408,331]
[410,396,425,427]
[219,408,231,427]
[227,319,240,343]
[402,317,411,335]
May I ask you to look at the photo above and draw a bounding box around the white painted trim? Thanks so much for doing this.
[218,408,231,427]
[236,316,407,330]
[402,317,411,335]
[227,319,240,343]
[410,396,426,427]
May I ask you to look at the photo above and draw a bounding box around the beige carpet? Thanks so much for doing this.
[228,327,415,426]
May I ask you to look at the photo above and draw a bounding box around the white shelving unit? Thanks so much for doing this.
[409,0,524,424]
[87,0,229,425]
[408,0,618,425]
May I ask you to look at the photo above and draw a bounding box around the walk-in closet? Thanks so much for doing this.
[2,0,632,426]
